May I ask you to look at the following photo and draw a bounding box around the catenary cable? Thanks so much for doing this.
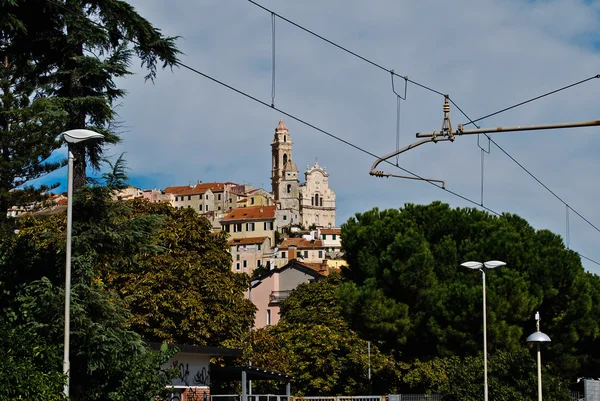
[248,0,600,240]
[46,0,600,266]
[448,98,600,237]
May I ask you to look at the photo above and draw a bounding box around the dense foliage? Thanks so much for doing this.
[235,275,399,396]
[0,160,253,399]
[239,202,599,398]
[340,202,600,380]
[0,0,180,212]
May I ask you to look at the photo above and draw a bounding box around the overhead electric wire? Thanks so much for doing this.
[448,97,600,237]
[248,0,600,242]
[461,74,600,127]
[47,0,600,267]
[247,0,446,97]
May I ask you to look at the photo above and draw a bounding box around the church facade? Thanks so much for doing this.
[270,119,336,229]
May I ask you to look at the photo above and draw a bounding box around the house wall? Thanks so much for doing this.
[249,274,280,329]
[166,352,211,387]
[222,220,276,245]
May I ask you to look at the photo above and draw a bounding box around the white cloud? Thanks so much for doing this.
[111,0,600,273]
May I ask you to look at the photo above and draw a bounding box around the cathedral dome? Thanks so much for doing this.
[283,159,298,173]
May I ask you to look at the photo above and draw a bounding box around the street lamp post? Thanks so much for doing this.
[527,312,551,401]
[461,260,506,401]
[61,129,104,398]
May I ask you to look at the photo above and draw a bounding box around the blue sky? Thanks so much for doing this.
[41,0,600,273]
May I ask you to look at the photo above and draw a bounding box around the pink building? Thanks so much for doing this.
[247,259,332,328]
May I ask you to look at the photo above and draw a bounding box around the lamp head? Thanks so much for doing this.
[61,129,104,144]
[461,261,483,270]
[483,260,506,269]
[527,331,551,343]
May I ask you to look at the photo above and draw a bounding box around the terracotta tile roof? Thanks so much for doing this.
[320,228,341,235]
[221,205,277,222]
[279,237,323,249]
[276,118,288,131]
[164,182,227,195]
[294,261,337,277]
[228,236,268,245]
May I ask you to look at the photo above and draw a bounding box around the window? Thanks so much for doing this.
[297,251,301,258]
[199,205,203,211]
[251,198,255,205]
[266,309,271,325]
[246,223,255,231]
[266,261,271,269]
[283,215,287,221]
[236,263,240,271]
[287,184,291,193]
[284,135,287,142]
[236,254,240,260]
[243,260,247,268]
[304,251,308,258]
[333,234,337,240]
[205,205,208,211]
[283,153,288,165]
[322,234,326,240]
[188,196,191,201]
[258,244,261,251]
[315,194,319,206]
[235,223,242,232]
[257,260,261,267]
[320,198,323,206]
[311,196,314,206]
[264,222,274,230]
[218,206,221,211]
[319,250,323,258]
[281,251,286,258]
[218,194,222,200]
[206,195,209,200]
[187,205,191,208]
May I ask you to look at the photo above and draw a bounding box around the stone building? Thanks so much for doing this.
[270,119,336,229]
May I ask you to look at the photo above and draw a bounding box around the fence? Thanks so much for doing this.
[209,395,440,401]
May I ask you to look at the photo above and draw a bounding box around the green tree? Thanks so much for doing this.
[0,49,67,221]
[1,0,180,188]
[400,350,570,401]
[341,202,600,379]
[101,200,256,346]
[0,159,177,400]
[241,276,400,395]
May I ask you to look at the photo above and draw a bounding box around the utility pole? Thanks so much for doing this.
[369,98,600,186]
[367,341,372,395]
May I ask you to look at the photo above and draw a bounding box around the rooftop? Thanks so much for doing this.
[228,236,269,246]
[279,237,323,249]
[221,205,277,222]
[320,228,341,235]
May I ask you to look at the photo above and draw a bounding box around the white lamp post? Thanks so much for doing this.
[527,312,551,401]
[61,129,104,397]
[461,260,506,401]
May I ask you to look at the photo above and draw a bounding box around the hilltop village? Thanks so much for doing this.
[138,119,345,276]
[7,119,346,279]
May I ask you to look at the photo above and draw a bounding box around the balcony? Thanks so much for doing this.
[269,290,293,304]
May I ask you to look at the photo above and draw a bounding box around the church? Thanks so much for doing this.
[270,119,336,229]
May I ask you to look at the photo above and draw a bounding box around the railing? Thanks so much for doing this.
[269,290,293,304]
[211,395,440,401]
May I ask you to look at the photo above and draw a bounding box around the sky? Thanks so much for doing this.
[43,0,600,273]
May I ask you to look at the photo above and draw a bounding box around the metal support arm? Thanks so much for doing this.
[371,92,600,188]
[417,119,600,138]
[369,137,450,188]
